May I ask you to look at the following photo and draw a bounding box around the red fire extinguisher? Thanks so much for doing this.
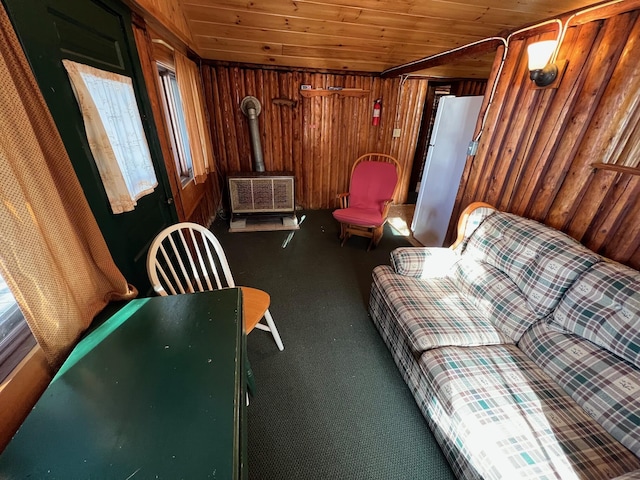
[372,98,382,126]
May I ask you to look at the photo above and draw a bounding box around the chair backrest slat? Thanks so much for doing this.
[158,242,187,294]
[190,229,213,291]
[155,261,178,296]
[177,229,203,292]
[167,234,195,293]
[147,222,236,296]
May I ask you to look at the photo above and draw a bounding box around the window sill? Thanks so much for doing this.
[0,345,50,452]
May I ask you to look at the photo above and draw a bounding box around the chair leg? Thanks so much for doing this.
[263,309,284,351]
[369,225,384,251]
[340,231,350,247]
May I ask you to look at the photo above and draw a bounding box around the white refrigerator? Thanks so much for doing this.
[411,95,484,246]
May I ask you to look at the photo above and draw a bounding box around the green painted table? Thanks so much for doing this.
[0,288,247,479]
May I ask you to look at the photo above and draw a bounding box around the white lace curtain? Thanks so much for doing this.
[62,60,158,214]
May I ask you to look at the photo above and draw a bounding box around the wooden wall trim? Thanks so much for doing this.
[132,21,187,221]
[0,346,50,452]
[381,38,504,78]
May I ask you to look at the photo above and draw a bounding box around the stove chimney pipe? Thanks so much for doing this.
[240,96,265,172]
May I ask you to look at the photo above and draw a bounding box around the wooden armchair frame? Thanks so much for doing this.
[334,153,402,250]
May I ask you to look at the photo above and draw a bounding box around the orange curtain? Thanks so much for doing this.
[174,51,214,183]
[0,4,136,367]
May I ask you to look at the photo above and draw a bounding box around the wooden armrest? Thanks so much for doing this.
[450,201,495,250]
[337,192,349,209]
[381,199,394,218]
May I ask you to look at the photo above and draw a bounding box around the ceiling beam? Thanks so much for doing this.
[381,37,505,78]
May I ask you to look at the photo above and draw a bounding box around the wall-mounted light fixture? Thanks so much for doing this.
[527,40,559,87]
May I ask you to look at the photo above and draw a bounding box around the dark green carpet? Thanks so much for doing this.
[211,210,455,480]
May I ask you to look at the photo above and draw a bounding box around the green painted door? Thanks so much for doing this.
[2,0,177,294]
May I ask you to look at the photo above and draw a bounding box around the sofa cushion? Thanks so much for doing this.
[463,212,600,317]
[390,247,458,278]
[520,321,640,457]
[453,256,539,341]
[419,344,640,479]
[372,265,511,354]
[550,261,640,369]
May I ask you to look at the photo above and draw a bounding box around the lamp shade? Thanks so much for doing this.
[527,40,558,70]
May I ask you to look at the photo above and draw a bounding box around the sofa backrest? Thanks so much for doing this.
[456,212,600,341]
[550,260,640,369]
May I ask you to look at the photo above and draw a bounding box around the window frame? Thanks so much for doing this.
[0,281,35,383]
[157,63,194,188]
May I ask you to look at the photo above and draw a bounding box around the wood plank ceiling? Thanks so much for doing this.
[178,0,603,78]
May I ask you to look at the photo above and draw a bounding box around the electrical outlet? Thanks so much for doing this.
[467,140,479,156]
[392,128,401,138]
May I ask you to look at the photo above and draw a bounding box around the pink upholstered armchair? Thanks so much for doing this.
[332,153,401,250]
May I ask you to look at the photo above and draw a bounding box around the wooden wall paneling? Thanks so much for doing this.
[322,75,334,208]
[300,73,311,208]
[335,78,351,200]
[563,13,640,239]
[451,79,488,97]
[211,67,229,172]
[273,71,286,171]
[128,0,195,50]
[489,43,544,211]
[390,78,427,204]
[585,25,640,170]
[497,36,559,213]
[308,73,321,208]
[202,64,429,210]
[471,39,529,207]
[292,71,304,206]
[329,80,341,208]
[446,8,640,269]
[233,67,250,171]
[206,67,223,171]
[388,78,405,198]
[265,69,279,170]
[581,173,640,252]
[509,24,594,216]
[304,73,315,208]
[599,187,640,266]
[529,28,600,220]
[256,69,270,169]
[545,12,637,231]
[405,80,429,201]
[453,42,520,217]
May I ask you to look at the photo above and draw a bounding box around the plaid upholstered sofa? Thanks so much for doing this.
[369,202,640,479]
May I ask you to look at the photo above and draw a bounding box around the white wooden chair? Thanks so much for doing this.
[146,222,284,351]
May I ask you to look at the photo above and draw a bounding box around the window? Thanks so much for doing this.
[0,274,35,382]
[158,65,194,186]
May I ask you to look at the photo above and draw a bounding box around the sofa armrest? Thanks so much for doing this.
[612,470,640,479]
[450,201,496,251]
[390,247,458,279]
